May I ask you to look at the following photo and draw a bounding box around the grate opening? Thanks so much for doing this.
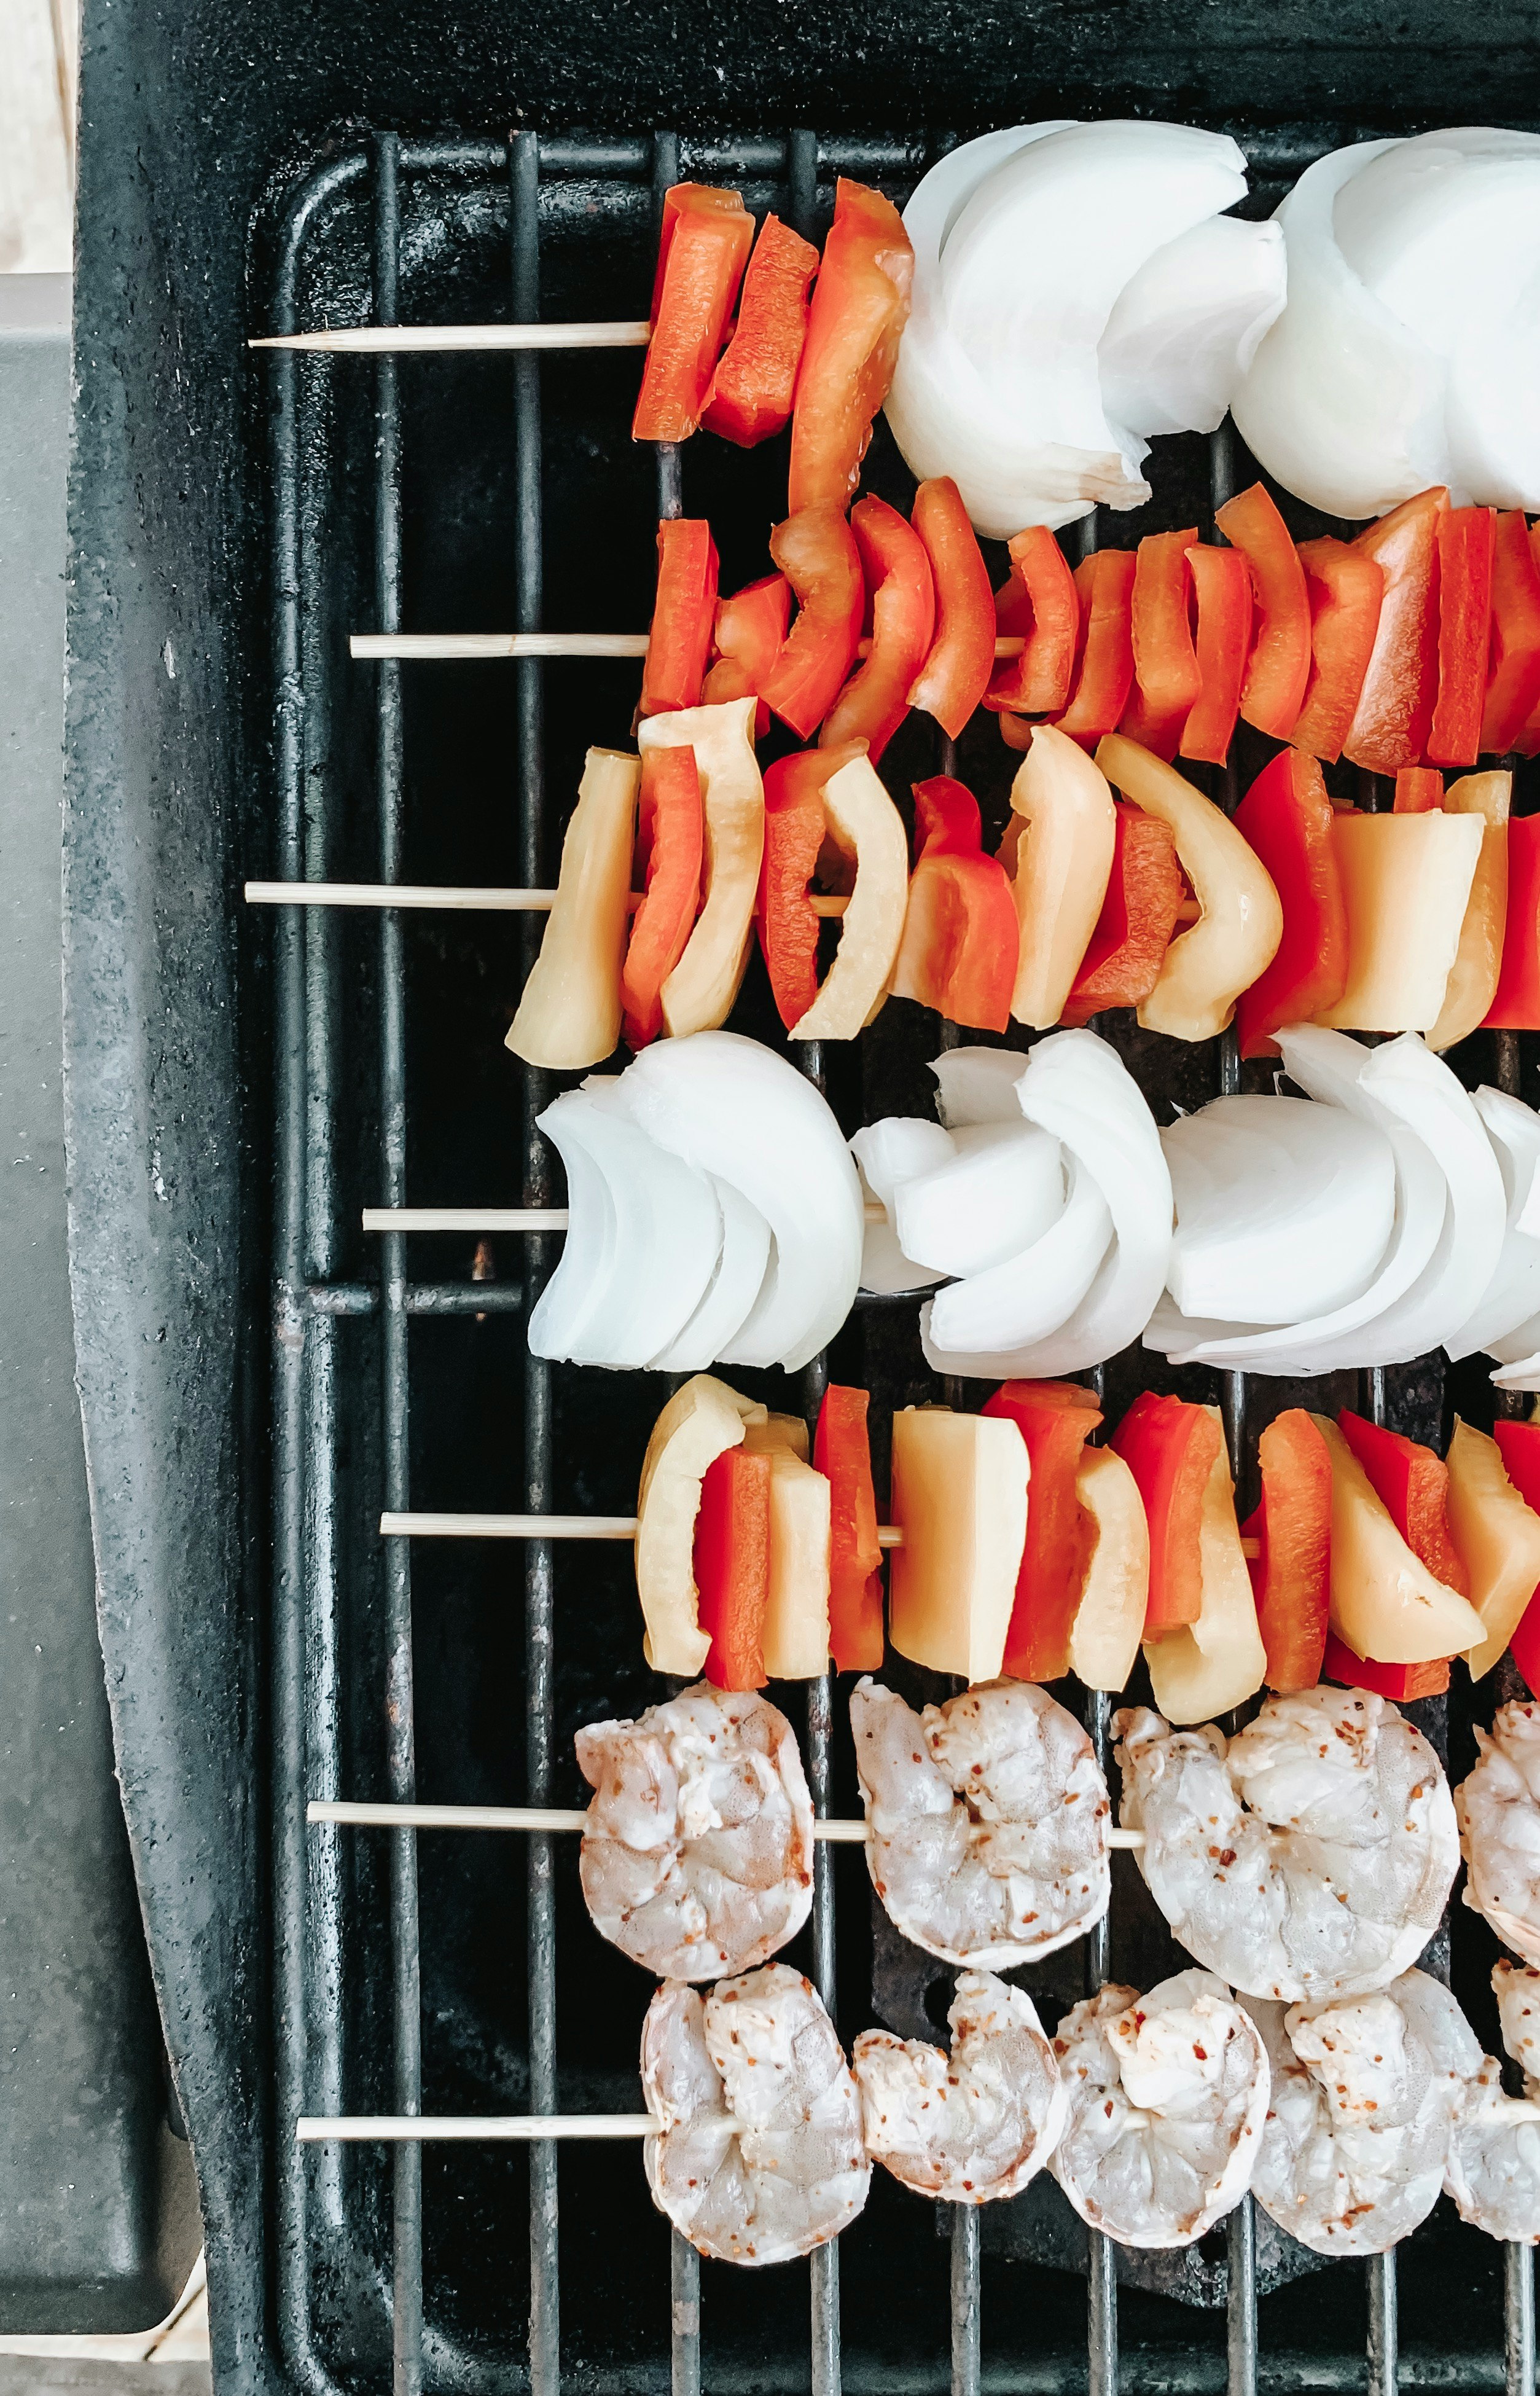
[256,125,1538,2396]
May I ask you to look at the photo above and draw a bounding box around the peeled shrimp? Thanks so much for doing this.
[1446,1964,1540,2244]
[576,1685,813,1979]
[641,1963,870,2265]
[1251,1968,1480,2255]
[1115,1688,1459,2003]
[851,1677,1111,1968]
[1049,1968,1270,2248]
[1456,1700,1540,1968]
[1496,1959,1540,2093]
[853,1970,1066,2204]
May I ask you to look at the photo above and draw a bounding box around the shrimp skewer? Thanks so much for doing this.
[1445,1963,1540,2244]
[1455,1701,1540,1968]
[853,1971,1066,2204]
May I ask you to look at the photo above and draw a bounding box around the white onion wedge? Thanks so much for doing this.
[894,1121,1066,1279]
[1099,214,1286,439]
[922,1156,1112,1374]
[1447,1087,1540,1366]
[931,1046,1036,1129]
[1476,1087,1540,1239]
[651,1176,772,1372]
[850,1119,953,1297]
[613,1031,864,1373]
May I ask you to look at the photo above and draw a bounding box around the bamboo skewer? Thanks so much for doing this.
[358,1202,888,1231]
[251,321,653,353]
[308,1796,1146,1849]
[375,1505,1261,1564]
[297,2114,655,2142]
[244,881,855,917]
[347,631,1030,662]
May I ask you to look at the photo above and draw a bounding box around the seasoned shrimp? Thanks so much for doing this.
[853,1970,1066,2204]
[576,1685,813,1979]
[1049,1968,1270,2248]
[1115,1688,1459,2003]
[1496,1959,1540,2093]
[1251,1969,1480,2255]
[851,1677,1110,1968]
[1455,1701,1540,1968]
[641,1963,870,2265]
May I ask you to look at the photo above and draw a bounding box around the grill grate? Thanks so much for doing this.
[259,126,1537,2396]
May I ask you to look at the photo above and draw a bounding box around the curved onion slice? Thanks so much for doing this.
[652,1176,772,1372]
[529,1088,721,1367]
[1099,214,1286,439]
[850,1119,953,1295]
[895,1122,1066,1278]
[1163,1095,1397,1327]
[931,1047,1037,1129]
[1447,1087,1540,1366]
[922,1156,1113,1373]
[614,1030,865,1372]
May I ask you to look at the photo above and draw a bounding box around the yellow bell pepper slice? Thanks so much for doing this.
[1446,1417,1540,1681]
[1315,811,1482,1033]
[791,752,910,1039]
[1311,1414,1485,1662]
[636,1372,765,1675]
[745,1417,832,1678]
[1428,772,1512,1052]
[1142,1410,1266,1723]
[887,1406,1028,1683]
[506,746,638,1068]
[1001,723,1116,1031]
[1066,1446,1149,1694]
[638,695,764,1039]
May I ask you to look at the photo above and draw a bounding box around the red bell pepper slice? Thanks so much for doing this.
[1392,766,1444,812]
[1496,1422,1540,1695]
[1214,483,1311,740]
[982,1380,1103,1682]
[760,507,864,740]
[702,572,791,738]
[1289,535,1385,764]
[633,185,754,444]
[1061,802,1182,1027]
[986,525,1079,718]
[1485,815,1540,1028]
[788,178,913,515]
[1109,1392,1222,1634]
[888,776,1017,1033]
[1180,544,1253,765]
[1232,748,1349,1059]
[694,1444,772,1691]
[814,1385,884,1673]
[1119,528,1202,762]
[701,213,819,447]
[640,519,719,717]
[1482,512,1540,757]
[1321,1635,1450,1702]
[756,742,865,1029]
[907,478,995,738]
[1241,1409,1331,1693]
[1343,487,1449,775]
[1428,505,1496,769]
[622,745,703,1050]
[1052,549,1136,750]
[821,495,936,762]
[1337,1409,1470,1596]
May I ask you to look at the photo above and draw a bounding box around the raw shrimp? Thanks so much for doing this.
[1049,1968,1270,2248]
[851,1677,1111,1968]
[1251,1968,1480,2255]
[1446,1964,1540,2243]
[1455,1701,1540,1968]
[1115,1688,1459,2003]
[641,1963,870,2264]
[853,1970,1066,2204]
[1496,1959,1540,2093]
[576,1685,813,1979]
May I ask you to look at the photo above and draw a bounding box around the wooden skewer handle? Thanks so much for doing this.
[297,2113,654,2143]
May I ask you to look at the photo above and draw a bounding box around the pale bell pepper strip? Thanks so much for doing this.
[742,1422,832,1678]
[635,1372,767,1675]
[1310,1414,1485,1665]
[1428,773,1512,1053]
[1003,723,1116,1031]
[640,696,764,1039]
[886,1407,1028,1684]
[1066,1446,1149,1694]
[1095,733,1283,1044]
[1142,1412,1266,1725]
[506,746,638,1068]
[1447,1418,1540,1680]
[791,753,910,1039]
[1316,813,1483,1035]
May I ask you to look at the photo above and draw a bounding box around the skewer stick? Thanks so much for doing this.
[376,1507,1261,1562]
[346,632,1030,662]
[245,881,854,918]
[358,1200,889,1231]
[307,1798,1145,1849]
[251,322,653,354]
[297,2114,654,2142]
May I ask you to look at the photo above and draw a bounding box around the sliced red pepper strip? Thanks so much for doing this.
[1241,1409,1332,1693]
[755,742,865,1030]
[760,507,864,740]
[1180,544,1252,765]
[1343,487,1450,775]
[633,185,754,444]
[1321,1635,1450,1701]
[1290,534,1385,764]
[1482,512,1540,758]
[1392,766,1444,813]
[694,1444,772,1692]
[1214,483,1311,740]
[1061,802,1182,1027]
[888,775,1017,1033]
[701,572,791,739]
[907,477,995,738]
[1337,1409,1471,1596]
[1051,549,1136,750]
[640,519,719,717]
[1109,1392,1221,1634]
[821,495,936,762]
[1428,506,1496,769]
[1119,528,1201,762]
[986,525,1079,716]
[982,1380,1103,1682]
[701,214,819,447]
[1232,748,1349,1059]
[622,746,703,1050]
[814,1385,884,1673]
[1496,1422,1540,1695]
[1485,815,1540,1028]
[788,178,913,515]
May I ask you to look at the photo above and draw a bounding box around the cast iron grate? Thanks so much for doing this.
[256,125,1537,2396]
